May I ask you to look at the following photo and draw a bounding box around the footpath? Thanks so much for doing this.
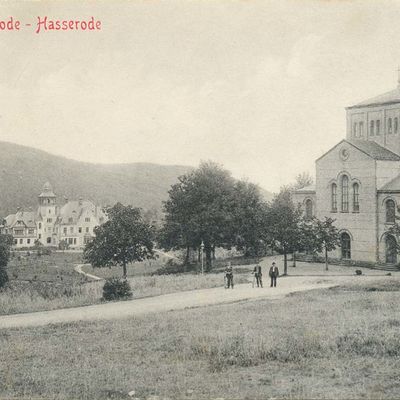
[0,274,392,329]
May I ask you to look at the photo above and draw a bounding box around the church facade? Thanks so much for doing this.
[293,81,400,265]
[1,182,107,249]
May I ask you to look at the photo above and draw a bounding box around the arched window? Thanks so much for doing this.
[353,183,359,212]
[305,199,313,219]
[341,175,349,212]
[331,183,337,212]
[376,120,381,135]
[388,118,393,134]
[370,120,375,136]
[385,234,397,264]
[386,199,396,223]
[359,121,364,137]
[340,232,351,259]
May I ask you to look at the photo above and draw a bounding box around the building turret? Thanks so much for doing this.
[38,181,57,245]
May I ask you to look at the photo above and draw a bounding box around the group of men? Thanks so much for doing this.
[224,261,279,289]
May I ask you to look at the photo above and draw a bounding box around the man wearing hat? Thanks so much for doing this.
[269,262,279,287]
[224,262,234,289]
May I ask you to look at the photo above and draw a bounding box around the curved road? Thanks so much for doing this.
[0,274,391,329]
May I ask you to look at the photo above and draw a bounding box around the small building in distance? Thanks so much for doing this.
[2,182,107,249]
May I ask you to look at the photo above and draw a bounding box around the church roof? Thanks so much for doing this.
[379,175,400,192]
[349,140,400,161]
[316,139,400,163]
[294,184,316,193]
[347,86,400,109]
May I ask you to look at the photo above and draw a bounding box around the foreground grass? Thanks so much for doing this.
[0,272,250,315]
[2,279,400,399]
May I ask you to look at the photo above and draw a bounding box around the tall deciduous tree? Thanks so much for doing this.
[160,162,237,270]
[310,217,340,271]
[0,234,13,288]
[231,180,268,257]
[265,190,303,275]
[84,203,155,278]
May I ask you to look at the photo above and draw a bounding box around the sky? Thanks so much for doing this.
[1,0,400,192]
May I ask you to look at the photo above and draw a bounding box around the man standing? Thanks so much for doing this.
[269,261,279,287]
[225,262,234,289]
[253,264,263,287]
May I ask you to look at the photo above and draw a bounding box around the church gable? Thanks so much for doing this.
[316,140,375,170]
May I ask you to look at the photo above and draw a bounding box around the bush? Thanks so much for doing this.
[0,264,8,289]
[102,278,133,301]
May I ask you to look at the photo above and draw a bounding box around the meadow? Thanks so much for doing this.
[1,278,400,399]
[0,251,251,315]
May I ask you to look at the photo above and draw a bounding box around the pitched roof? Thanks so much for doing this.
[5,211,37,228]
[294,184,316,193]
[317,139,400,162]
[347,86,400,109]
[349,140,400,161]
[58,200,105,224]
[38,181,56,198]
[379,175,400,192]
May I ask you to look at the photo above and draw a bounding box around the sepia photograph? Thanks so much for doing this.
[1,1,400,399]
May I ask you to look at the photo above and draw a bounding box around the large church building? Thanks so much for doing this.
[293,80,400,265]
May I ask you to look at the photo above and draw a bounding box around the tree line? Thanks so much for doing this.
[158,162,340,274]
[0,163,351,285]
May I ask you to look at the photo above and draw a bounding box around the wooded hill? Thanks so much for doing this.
[0,141,274,218]
[0,141,192,218]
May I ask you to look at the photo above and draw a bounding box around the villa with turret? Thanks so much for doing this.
[293,78,400,265]
[1,182,107,249]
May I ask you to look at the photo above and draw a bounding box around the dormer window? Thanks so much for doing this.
[370,120,374,136]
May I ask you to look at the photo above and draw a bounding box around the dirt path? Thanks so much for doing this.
[74,264,103,281]
[0,274,391,329]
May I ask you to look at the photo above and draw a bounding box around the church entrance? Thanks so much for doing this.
[385,234,397,264]
[340,232,351,259]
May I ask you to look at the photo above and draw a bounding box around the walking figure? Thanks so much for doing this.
[252,264,263,287]
[269,261,279,287]
[224,262,234,289]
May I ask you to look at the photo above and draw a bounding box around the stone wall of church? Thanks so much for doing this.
[347,104,400,155]
[316,143,378,262]
[377,192,400,263]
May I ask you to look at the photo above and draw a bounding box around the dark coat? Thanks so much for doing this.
[269,266,279,277]
[253,265,262,275]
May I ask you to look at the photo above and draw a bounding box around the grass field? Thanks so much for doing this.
[7,251,84,283]
[0,267,250,316]
[81,251,173,278]
[2,278,400,399]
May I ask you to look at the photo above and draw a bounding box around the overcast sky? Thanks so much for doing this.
[1,0,400,192]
